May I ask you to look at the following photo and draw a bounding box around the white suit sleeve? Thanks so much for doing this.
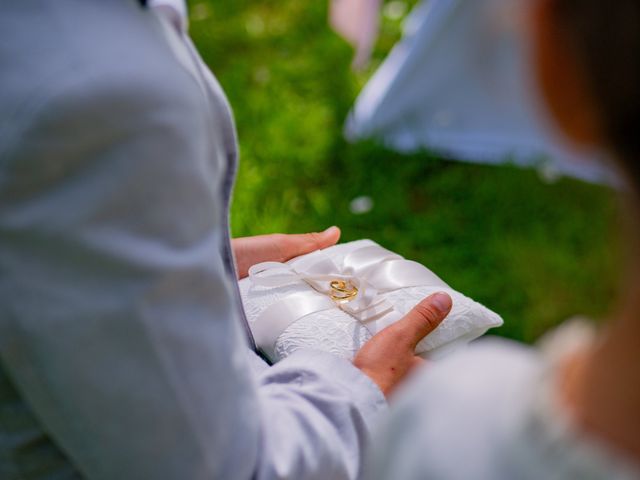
[0,70,386,480]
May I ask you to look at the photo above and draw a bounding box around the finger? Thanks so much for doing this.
[281,226,341,260]
[390,292,452,350]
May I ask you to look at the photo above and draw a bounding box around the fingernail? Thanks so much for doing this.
[323,226,338,235]
[430,292,452,314]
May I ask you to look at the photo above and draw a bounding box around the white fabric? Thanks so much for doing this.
[346,0,616,184]
[240,240,503,362]
[149,0,188,32]
[366,323,640,479]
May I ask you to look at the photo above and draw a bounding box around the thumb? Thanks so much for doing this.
[312,226,341,249]
[391,292,452,350]
[283,226,341,258]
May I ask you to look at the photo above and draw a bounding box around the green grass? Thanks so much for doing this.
[189,0,621,344]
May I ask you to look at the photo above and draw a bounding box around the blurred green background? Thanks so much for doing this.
[189,0,621,343]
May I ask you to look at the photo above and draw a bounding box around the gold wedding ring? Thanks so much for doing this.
[329,280,358,303]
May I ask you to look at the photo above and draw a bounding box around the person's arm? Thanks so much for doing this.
[0,72,449,479]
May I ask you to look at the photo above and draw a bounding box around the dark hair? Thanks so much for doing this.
[555,1,640,188]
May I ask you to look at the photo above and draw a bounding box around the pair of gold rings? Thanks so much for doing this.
[329,280,358,303]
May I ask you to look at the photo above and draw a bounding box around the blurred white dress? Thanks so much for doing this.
[346,0,614,184]
[366,322,640,479]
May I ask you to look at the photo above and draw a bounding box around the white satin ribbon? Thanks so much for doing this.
[248,244,449,354]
